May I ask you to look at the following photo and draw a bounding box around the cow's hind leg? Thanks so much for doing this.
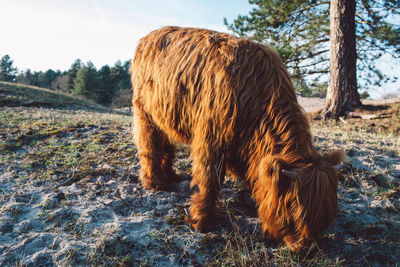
[160,138,180,184]
[185,137,226,232]
[133,104,179,190]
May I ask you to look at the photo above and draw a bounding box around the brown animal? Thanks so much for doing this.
[131,26,344,251]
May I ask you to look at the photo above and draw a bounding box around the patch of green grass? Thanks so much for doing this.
[0,104,135,185]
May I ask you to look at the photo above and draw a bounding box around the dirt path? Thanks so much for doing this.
[297,97,400,113]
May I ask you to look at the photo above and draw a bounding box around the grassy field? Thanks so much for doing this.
[0,82,399,266]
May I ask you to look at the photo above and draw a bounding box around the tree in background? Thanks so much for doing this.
[111,88,133,108]
[37,69,62,88]
[68,59,83,93]
[72,61,98,100]
[16,69,32,85]
[110,60,131,107]
[2,55,132,107]
[323,0,360,117]
[15,68,64,89]
[51,75,70,92]
[110,60,131,92]
[226,0,400,117]
[97,65,113,105]
[71,60,131,105]
[0,55,17,82]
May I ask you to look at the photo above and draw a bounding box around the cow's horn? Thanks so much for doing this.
[332,164,344,171]
[282,169,298,179]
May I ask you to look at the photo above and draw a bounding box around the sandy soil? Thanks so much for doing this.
[1,101,400,266]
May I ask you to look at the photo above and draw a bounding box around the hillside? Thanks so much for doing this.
[0,83,399,266]
[0,81,117,113]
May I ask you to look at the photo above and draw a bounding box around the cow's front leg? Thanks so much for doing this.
[185,138,226,232]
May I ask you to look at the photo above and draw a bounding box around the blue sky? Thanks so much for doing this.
[1,0,398,98]
[1,0,251,71]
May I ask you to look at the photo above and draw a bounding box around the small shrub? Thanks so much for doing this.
[111,88,132,108]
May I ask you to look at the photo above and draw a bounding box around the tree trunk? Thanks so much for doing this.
[323,0,361,118]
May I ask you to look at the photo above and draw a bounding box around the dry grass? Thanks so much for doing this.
[0,83,399,266]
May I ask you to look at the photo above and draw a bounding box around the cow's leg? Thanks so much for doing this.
[160,136,180,184]
[185,137,226,232]
[133,103,179,190]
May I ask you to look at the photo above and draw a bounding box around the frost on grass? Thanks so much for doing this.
[311,122,400,265]
[0,105,399,266]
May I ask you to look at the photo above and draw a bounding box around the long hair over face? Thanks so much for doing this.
[256,150,343,249]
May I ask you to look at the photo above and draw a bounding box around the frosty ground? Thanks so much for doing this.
[0,91,399,266]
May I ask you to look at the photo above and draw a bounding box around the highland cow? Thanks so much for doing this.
[131,26,344,251]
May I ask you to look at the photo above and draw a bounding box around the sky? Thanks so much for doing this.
[1,0,399,98]
[1,0,251,71]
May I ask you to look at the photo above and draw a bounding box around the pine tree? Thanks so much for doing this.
[111,60,131,92]
[68,59,83,93]
[226,0,400,117]
[16,70,30,85]
[97,65,113,105]
[72,62,98,100]
[323,0,361,117]
[37,69,61,89]
[24,69,34,85]
[0,55,17,82]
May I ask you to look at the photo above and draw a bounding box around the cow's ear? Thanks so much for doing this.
[323,149,345,166]
[259,156,292,191]
[282,169,299,180]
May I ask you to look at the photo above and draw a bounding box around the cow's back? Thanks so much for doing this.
[131,26,297,146]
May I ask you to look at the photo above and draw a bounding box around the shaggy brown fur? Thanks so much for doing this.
[131,26,344,251]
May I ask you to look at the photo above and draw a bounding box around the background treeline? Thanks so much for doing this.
[0,55,132,108]
[0,54,371,103]
[0,54,337,101]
